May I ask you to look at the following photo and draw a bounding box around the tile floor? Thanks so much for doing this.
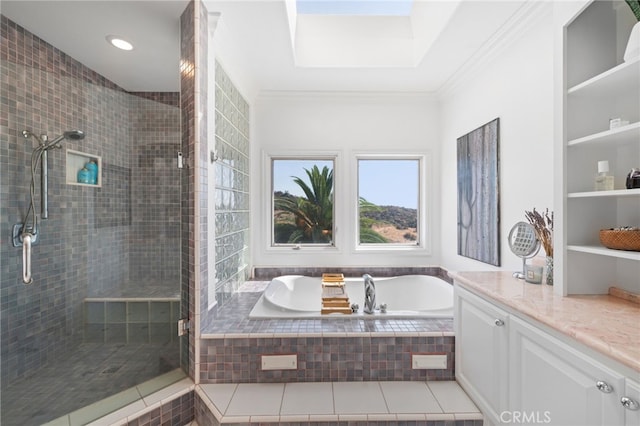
[1,342,180,426]
[197,380,482,423]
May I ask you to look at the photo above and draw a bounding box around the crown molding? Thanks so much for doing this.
[256,90,438,102]
[437,0,553,99]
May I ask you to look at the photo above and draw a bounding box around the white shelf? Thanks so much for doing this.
[567,188,640,198]
[66,149,102,187]
[567,57,640,97]
[567,122,640,147]
[561,3,640,296]
[567,245,640,261]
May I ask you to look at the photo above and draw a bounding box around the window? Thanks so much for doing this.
[272,158,335,246]
[357,158,421,246]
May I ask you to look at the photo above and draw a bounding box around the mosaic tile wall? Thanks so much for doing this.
[179,0,200,379]
[213,60,251,308]
[198,288,455,384]
[129,95,181,295]
[0,14,181,387]
[195,391,218,426]
[253,266,452,283]
[126,391,194,426]
[200,334,455,384]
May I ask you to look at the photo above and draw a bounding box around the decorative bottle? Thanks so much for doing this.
[85,161,98,185]
[77,167,90,184]
[594,160,614,191]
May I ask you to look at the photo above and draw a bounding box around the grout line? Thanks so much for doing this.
[377,381,391,414]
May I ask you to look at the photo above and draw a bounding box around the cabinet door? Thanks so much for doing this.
[623,379,640,426]
[455,286,509,422]
[510,316,624,426]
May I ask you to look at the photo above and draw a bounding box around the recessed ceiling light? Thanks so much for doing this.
[106,35,134,51]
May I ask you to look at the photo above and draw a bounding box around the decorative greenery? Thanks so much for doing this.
[273,169,417,244]
[358,197,388,243]
[274,165,334,244]
[525,208,554,258]
[627,0,640,21]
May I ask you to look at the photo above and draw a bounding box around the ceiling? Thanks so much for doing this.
[1,0,530,95]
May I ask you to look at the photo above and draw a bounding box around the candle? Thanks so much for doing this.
[524,264,543,284]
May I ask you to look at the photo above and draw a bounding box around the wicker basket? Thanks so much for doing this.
[599,229,640,251]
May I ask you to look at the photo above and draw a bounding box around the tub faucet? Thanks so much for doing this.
[363,274,376,314]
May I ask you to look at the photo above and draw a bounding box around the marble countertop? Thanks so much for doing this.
[449,271,640,374]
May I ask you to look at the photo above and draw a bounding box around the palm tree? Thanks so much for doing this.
[274,165,334,243]
[358,197,388,243]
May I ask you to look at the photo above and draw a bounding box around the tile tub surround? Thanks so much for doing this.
[253,266,453,283]
[195,381,483,425]
[199,288,455,384]
[450,271,640,373]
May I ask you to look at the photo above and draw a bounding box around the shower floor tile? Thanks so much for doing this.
[1,342,180,426]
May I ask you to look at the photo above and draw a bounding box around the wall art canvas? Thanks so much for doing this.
[457,118,500,266]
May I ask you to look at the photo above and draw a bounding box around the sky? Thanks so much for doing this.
[273,159,419,209]
[296,0,414,16]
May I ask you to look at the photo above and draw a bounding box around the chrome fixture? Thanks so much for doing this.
[596,380,613,393]
[363,274,376,314]
[621,396,639,410]
[13,129,85,284]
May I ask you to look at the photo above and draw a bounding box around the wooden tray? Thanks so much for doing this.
[321,306,352,315]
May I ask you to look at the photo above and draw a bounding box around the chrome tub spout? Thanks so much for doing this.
[363,274,376,314]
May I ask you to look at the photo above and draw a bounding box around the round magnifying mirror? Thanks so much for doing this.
[508,221,540,279]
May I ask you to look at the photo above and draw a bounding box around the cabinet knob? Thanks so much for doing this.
[596,381,613,393]
[621,397,639,410]
[494,319,505,326]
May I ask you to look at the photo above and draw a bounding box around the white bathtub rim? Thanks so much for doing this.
[249,274,454,319]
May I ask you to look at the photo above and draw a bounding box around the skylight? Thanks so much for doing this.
[286,0,461,68]
[296,0,414,16]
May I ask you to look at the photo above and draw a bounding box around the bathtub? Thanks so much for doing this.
[249,275,453,318]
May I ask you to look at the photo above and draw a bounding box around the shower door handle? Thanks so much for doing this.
[22,233,33,284]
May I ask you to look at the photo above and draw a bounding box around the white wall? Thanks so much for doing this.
[252,92,442,268]
[439,7,555,273]
[214,3,556,273]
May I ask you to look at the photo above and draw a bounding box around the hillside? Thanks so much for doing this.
[361,205,417,229]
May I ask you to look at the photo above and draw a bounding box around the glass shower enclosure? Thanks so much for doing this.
[0,11,185,426]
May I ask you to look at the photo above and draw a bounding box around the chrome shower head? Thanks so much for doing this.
[22,129,86,150]
[47,130,85,147]
[63,130,85,141]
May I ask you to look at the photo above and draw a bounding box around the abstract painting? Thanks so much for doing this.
[457,118,500,266]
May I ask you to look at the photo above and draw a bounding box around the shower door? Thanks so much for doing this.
[0,12,186,425]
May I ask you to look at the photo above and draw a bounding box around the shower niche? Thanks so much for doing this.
[66,149,102,187]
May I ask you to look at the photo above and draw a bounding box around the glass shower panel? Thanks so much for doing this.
[0,14,183,425]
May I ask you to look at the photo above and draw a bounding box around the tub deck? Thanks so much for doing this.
[199,282,455,385]
[201,283,454,336]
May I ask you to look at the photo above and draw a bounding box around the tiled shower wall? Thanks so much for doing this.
[0,15,180,385]
[129,95,181,296]
[213,61,250,307]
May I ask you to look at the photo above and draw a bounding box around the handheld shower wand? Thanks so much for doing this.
[14,129,86,284]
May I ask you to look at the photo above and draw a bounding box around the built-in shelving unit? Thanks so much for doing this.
[66,149,102,187]
[561,0,640,295]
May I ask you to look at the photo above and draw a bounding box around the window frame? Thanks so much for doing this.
[268,153,338,249]
[354,153,428,252]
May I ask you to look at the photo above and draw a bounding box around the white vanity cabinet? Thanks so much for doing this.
[509,316,624,426]
[454,283,640,426]
[454,285,509,423]
[623,379,640,426]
